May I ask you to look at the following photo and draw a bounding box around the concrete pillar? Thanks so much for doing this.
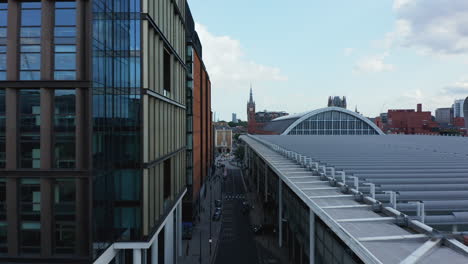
[278,179,282,248]
[133,249,142,264]
[165,212,174,264]
[177,202,182,257]
[309,209,315,264]
[6,178,18,256]
[40,88,53,169]
[151,238,159,264]
[40,178,53,257]
[264,167,268,202]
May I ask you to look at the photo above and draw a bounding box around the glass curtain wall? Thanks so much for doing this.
[19,90,41,169]
[54,2,77,80]
[20,2,42,80]
[0,90,4,168]
[54,90,76,168]
[289,111,380,135]
[20,179,41,254]
[0,2,7,80]
[92,0,141,258]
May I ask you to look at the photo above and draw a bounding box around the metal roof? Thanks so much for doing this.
[241,135,468,264]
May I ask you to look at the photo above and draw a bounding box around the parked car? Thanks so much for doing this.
[241,201,250,214]
[215,199,222,208]
[182,223,193,240]
[212,208,222,221]
[252,224,263,235]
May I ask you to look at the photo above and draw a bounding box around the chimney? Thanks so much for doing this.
[417,104,422,112]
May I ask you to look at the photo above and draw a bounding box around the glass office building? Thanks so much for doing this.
[0,0,192,263]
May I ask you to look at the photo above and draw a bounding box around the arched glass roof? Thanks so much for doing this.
[280,107,384,135]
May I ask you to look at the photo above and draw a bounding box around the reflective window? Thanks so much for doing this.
[0,3,7,80]
[20,2,41,80]
[54,179,75,254]
[288,111,380,135]
[0,90,4,167]
[0,178,5,254]
[19,90,41,168]
[54,90,75,169]
[20,179,41,254]
[54,2,76,80]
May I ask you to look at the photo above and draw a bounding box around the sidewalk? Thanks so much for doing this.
[178,168,223,264]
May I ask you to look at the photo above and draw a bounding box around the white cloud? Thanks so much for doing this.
[344,48,354,56]
[387,0,468,55]
[195,23,287,83]
[441,79,468,95]
[195,23,288,120]
[354,53,395,73]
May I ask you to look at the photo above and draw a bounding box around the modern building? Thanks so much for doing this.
[261,107,384,135]
[215,128,233,153]
[454,99,465,118]
[247,87,288,134]
[0,0,205,263]
[327,96,347,108]
[464,97,468,129]
[232,113,237,123]
[435,107,453,124]
[241,134,468,264]
[183,8,213,225]
[386,104,438,134]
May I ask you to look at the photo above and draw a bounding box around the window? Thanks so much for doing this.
[19,90,41,169]
[0,3,7,80]
[54,90,75,168]
[0,178,6,254]
[54,179,75,254]
[20,179,41,254]
[54,2,76,80]
[163,49,171,93]
[163,159,171,199]
[20,2,41,80]
[0,90,4,168]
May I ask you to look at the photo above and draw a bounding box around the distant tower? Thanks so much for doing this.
[327,96,347,109]
[247,84,256,134]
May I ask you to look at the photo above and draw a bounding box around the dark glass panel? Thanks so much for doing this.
[55,9,76,26]
[21,2,41,8]
[20,178,41,254]
[54,90,75,169]
[0,54,5,70]
[20,71,41,80]
[54,179,75,254]
[0,90,4,167]
[0,10,6,26]
[56,2,76,8]
[20,54,41,70]
[54,71,76,80]
[0,28,6,39]
[21,10,42,26]
[55,53,76,70]
[19,90,40,168]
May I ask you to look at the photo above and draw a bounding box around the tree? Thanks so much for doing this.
[234,144,245,161]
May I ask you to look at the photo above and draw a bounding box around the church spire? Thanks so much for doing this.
[249,83,254,103]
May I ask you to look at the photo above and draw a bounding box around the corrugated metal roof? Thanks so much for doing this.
[241,135,468,263]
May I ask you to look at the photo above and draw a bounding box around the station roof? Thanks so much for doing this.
[241,135,468,263]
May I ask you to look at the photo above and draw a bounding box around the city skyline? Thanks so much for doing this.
[188,0,468,120]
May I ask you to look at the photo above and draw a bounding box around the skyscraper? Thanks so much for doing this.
[232,113,237,123]
[464,97,468,129]
[453,99,465,118]
[0,0,204,263]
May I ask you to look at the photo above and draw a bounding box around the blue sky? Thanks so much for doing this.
[188,0,468,120]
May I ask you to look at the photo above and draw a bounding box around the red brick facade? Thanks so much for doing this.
[386,104,438,134]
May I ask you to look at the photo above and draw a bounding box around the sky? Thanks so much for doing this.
[188,0,468,121]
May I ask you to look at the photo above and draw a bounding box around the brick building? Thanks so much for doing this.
[183,8,213,224]
[247,87,288,134]
[386,104,438,134]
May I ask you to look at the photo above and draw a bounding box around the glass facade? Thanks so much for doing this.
[0,178,5,254]
[20,2,42,80]
[54,90,76,168]
[0,2,7,80]
[92,0,141,257]
[20,179,41,254]
[288,110,380,135]
[0,89,4,168]
[54,179,75,254]
[54,2,77,80]
[19,90,41,169]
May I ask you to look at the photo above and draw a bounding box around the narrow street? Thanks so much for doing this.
[214,165,259,264]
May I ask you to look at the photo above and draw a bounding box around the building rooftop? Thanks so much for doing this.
[241,135,468,263]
